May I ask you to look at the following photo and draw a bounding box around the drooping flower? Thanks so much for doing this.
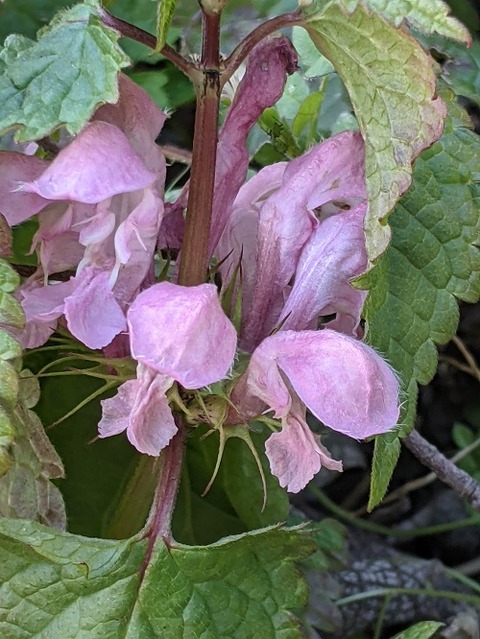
[0,74,167,350]
[219,130,399,491]
[99,282,238,455]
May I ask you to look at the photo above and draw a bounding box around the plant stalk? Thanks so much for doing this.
[178,8,222,286]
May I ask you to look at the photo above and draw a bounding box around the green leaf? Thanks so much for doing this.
[339,0,470,43]
[0,0,130,142]
[389,620,444,639]
[156,0,178,52]
[0,519,314,638]
[0,374,66,529]
[363,96,480,508]
[301,1,446,260]
[173,427,289,544]
[34,371,140,538]
[441,39,480,108]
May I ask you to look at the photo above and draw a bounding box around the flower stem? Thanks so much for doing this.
[222,11,301,86]
[99,8,195,79]
[140,422,186,576]
[178,8,222,286]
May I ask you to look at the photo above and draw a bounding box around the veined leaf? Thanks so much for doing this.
[362,96,480,508]
[0,0,130,142]
[300,1,446,261]
[340,0,470,44]
[156,0,178,52]
[0,519,314,638]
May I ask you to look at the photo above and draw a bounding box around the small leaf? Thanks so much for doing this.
[0,291,24,328]
[0,0,130,142]
[301,1,446,260]
[389,620,444,639]
[0,519,314,638]
[340,0,470,44]
[0,374,66,529]
[156,0,178,52]
[363,95,480,508]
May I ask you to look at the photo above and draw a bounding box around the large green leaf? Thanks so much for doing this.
[0,0,130,142]
[0,518,314,638]
[34,372,141,538]
[362,97,480,508]
[173,427,289,544]
[301,1,446,261]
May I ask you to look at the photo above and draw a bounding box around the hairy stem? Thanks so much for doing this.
[140,422,186,577]
[99,8,194,79]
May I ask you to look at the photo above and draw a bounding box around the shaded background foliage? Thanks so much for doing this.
[1,0,480,637]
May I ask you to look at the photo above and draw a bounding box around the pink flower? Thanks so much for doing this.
[0,75,167,349]
[98,282,238,455]
[220,131,399,491]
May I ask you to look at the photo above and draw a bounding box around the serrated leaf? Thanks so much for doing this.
[0,259,20,293]
[0,375,66,529]
[389,620,444,639]
[363,97,480,508]
[156,0,178,52]
[0,519,314,638]
[0,330,21,361]
[339,0,470,44]
[0,0,130,142]
[301,1,446,260]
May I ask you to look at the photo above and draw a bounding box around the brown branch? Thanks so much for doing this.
[99,8,195,79]
[403,429,480,512]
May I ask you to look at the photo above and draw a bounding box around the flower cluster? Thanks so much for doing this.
[0,37,399,493]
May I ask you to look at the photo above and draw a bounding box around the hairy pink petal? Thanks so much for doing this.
[20,122,156,203]
[279,204,368,335]
[247,330,399,438]
[128,282,237,389]
[265,399,342,493]
[94,74,167,184]
[0,152,50,224]
[64,269,127,349]
[243,131,366,350]
[99,365,177,456]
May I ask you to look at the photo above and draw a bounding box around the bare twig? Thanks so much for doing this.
[403,430,480,512]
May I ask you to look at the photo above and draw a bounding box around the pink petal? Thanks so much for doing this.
[64,268,127,349]
[0,152,50,225]
[99,365,177,456]
[94,74,167,181]
[20,122,156,203]
[243,131,366,350]
[247,330,399,438]
[127,282,237,389]
[265,399,342,493]
[278,204,368,336]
